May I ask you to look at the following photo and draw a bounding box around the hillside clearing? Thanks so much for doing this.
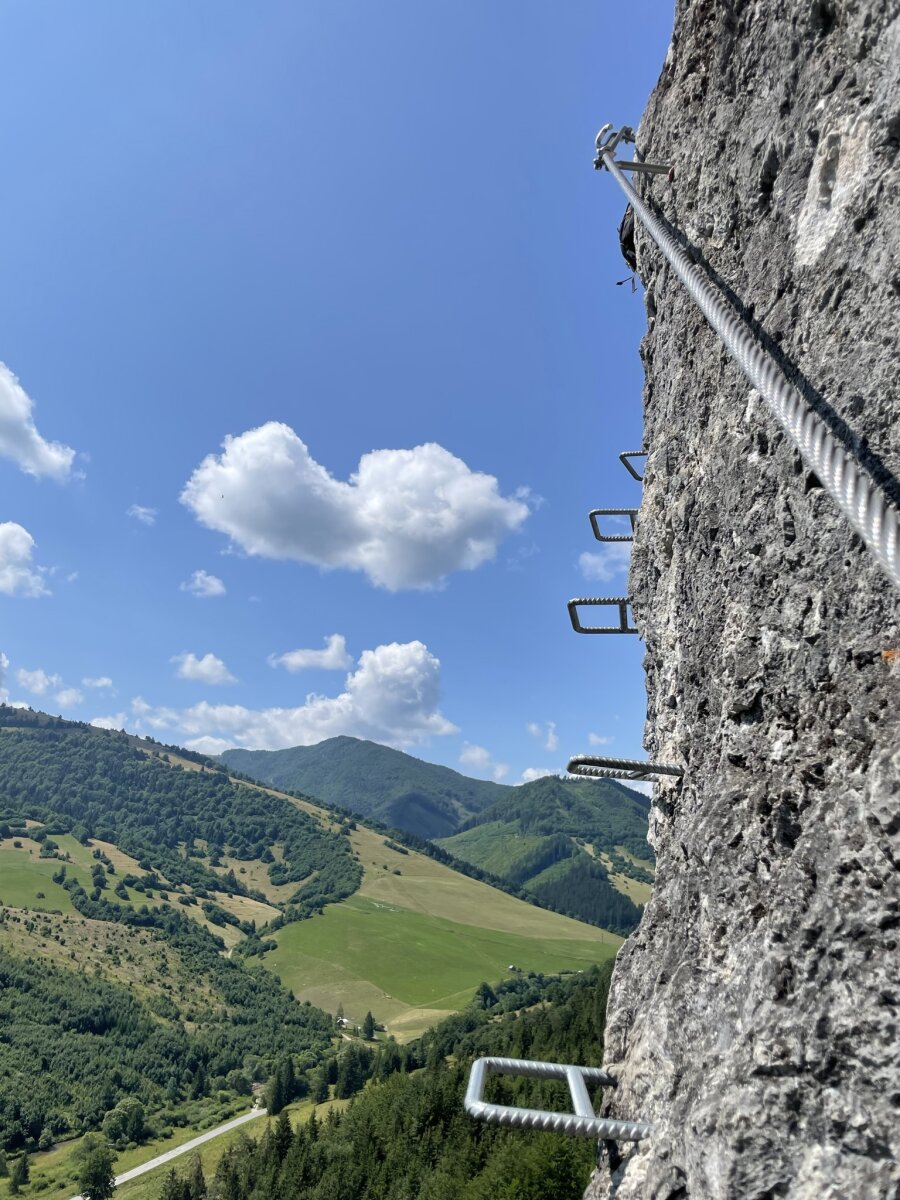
[349,823,616,940]
[267,893,617,1040]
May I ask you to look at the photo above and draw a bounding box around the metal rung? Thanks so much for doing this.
[619,450,647,482]
[568,597,637,634]
[589,508,638,543]
[464,1056,652,1142]
[568,754,683,782]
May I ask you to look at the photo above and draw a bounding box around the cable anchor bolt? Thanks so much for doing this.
[593,124,671,177]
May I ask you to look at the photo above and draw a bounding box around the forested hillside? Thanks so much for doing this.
[0,937,332,1153]
[221,737,507,838]
[0,706,362,922]
[155,965,614,1200]
[438,775,654,934]
[0,706,623,1173]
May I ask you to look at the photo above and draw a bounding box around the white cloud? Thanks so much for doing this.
[16,667,61,695]
[184,735,235,756]
[0,523,49,597]
[578,544,632,584]
[90,713,126,730]
[0,362,77,481]
[127,504,157,526]
[172,653,237,686]
[181,422,531,590]
[520,767,560,784]
[134,640,457,751]
[527,720,558,753]
[0,651,8,701]
[459,742,509,782]
[269,634,352,673]
[180,569,226,598]
[83,676,114,689]
[588,732,614,747]
[131,697,179,730]
[55,687,83,708]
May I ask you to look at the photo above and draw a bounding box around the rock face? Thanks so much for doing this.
[586,3,900,1198]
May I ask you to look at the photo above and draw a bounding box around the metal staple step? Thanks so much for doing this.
[464,1056,652,1142]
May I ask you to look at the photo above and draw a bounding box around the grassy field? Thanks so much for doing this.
[0,831,278,948]
[0,905,219,1013]
[0,838,91,912]
[436,821,549,878]
[268,892,618,1040]
[349,822,616,940]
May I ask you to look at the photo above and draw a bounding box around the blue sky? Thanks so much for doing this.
[0,1,674,784]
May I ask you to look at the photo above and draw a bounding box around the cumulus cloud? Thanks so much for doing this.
[578,544,632,584]
[527,720,558,753]
[127,504,157,526]
[588,732,614,747]
[269,634,352,673]
[172,652,237,685]
[459,742,509,782]
[83,676,114,689]
[0,651,8,701]
[16,667,61,695]
[0,523,50,597]
[180,569,226,598]
[134,640,457,751]
[55,687,83,708]
[90,713,126,730]
[0,362,77,481]
[180,422,531,590]
[520,767,560,784]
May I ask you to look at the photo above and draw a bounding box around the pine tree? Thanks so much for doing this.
[266,1068,285,1115]
[273,1110,293,1162]
[186,1154,206,1199]
[278,1055,296,1105]
[159,1168,186,1200]
[9,1153,29,1195]
[0,1149,8,1178]
[190,1061,208,1100]
[311,1069,329,1104]
[362,1011,375,1040]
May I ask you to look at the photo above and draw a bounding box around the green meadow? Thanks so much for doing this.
[267,893,618,1040]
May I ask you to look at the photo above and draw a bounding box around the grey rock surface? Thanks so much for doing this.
[586,2,900,1197]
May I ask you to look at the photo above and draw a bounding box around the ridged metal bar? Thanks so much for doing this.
[595,124,900,593]
[589,508,638,543]
[464,1056,652,1142]
[568,754,684,782]
[619,450,647,482]
[568,597,637,634]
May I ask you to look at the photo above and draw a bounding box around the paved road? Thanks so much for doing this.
[69,1104,267,1198]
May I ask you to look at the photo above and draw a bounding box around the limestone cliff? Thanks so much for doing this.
[587,2,900,1197]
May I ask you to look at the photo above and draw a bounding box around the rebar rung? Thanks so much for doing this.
[567,754,683,782]
[619,450,648,482]
[464,1055,652,1142]
[589,508,638,543]
[568,597,637,634]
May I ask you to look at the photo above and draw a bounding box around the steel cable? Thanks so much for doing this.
[598,147,900,594]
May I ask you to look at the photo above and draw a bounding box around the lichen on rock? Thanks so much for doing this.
[586,3,900,1198]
